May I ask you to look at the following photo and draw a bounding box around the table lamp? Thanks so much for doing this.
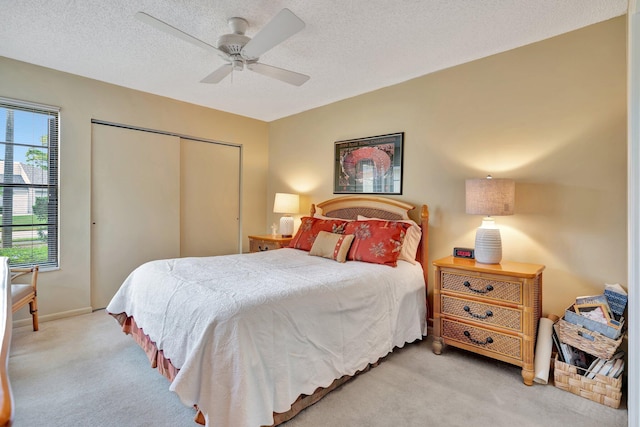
[465,176,515,264]
[273,193,299,237]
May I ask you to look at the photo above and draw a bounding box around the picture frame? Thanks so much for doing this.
[575,303,613,325]
[333,132,404,194]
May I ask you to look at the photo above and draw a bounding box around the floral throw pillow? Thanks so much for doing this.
[344,220,411,267]
[288,217,348,252]
[357,215,422,264]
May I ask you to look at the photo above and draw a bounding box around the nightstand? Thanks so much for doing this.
[248,234,293,253]
[432,256,544,385]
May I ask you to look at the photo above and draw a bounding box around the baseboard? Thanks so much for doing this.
[12,307,93,328]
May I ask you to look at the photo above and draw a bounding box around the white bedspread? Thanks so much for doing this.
[107,248,427,427]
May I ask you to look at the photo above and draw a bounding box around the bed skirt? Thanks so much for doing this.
[110,312,380,426]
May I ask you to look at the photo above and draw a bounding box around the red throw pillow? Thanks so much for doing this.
[344,220,411,266]
[289,217,348,251]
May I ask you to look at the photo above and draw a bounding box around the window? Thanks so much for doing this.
[0,97,59,268]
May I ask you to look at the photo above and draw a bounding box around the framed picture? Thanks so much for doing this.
[575,303,612,325]
[334,132,404,194]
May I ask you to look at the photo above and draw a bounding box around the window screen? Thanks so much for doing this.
[0,97,59,268]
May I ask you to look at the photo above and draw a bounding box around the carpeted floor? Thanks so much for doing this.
[8,310,628,426]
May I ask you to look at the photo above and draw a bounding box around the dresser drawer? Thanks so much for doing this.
[441,295,522,332]
[441,271,522,304]
[442,318,522,360]
[433,257,544,385]
[248,235,292,253]
[249,240,281,252]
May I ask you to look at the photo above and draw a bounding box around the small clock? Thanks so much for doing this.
[453,247,475,259]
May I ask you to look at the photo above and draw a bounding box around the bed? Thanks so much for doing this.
[107,195,429,426]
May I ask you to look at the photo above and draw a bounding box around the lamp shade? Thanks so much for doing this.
[274,193,299,237]
[465,177,515,216]
[273,193,300,214]
[465,176,515,264]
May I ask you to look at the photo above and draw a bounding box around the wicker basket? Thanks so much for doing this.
[554,356,622,409]
[556,319,623,360]
[564,304,623,339]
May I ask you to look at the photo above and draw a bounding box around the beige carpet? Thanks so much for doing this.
[8,310,628,427]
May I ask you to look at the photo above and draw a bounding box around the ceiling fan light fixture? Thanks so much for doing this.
[232,59,244,71]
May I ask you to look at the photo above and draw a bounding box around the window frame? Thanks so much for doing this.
[0,96,59,269]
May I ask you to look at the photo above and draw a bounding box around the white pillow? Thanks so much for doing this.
[357,215,422,264]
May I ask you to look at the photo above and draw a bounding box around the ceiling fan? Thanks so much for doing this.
[136,8,310,86]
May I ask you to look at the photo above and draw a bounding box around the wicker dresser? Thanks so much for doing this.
[432,256,544,385]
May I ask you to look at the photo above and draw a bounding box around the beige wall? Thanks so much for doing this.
[0,16,627,323]
[269,17,627,318]
[0,57,269,322]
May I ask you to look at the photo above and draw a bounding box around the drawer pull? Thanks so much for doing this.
[463,280,494,294]
[463,306,493,320]
[258,245,269,251]
[463,330,494,346]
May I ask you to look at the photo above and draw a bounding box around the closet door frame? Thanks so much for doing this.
[90,120,243,309]
[91,119,243,253]
[627,2,639,426]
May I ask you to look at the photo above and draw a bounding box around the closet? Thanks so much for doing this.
[90,123,240,309]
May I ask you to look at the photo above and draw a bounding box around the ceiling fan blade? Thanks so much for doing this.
[247,62,310,86]
[241,8,305,59]
[135,12,227,58]
[200,64,234,84]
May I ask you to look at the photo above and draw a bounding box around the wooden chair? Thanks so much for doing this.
[10,266,39,332]
[0,257,14,426]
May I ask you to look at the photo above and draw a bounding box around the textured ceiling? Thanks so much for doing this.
[0,0,628,122]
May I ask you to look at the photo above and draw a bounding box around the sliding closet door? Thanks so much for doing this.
[91,125,180,309]
[180,138,240,257]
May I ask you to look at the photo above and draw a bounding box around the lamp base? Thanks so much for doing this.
[279,216,294,238]
[474,227,502,264]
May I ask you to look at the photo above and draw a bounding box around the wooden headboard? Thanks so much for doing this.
[310,196,429,287]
